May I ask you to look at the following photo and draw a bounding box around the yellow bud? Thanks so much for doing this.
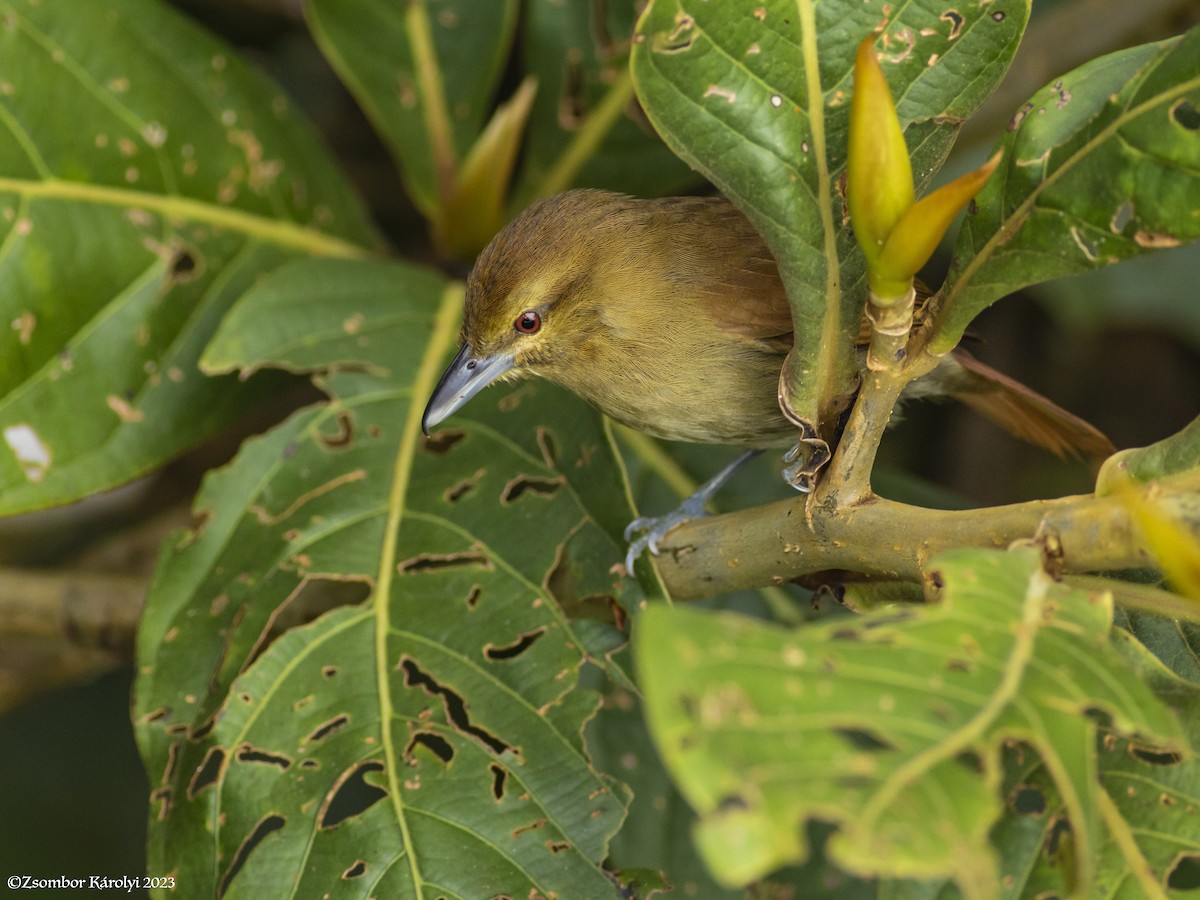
[433,77,538,259]
[872,151,1002,295]
[847,35,914,265]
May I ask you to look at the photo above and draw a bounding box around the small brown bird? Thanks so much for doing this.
[422,190,1112,559]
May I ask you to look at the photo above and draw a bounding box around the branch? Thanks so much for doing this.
[651,471,1200,602]
[0,569,146,655]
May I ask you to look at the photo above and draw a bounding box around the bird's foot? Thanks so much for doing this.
[623,493,710,574]
[622,448,764,574]
[781,433,830,492]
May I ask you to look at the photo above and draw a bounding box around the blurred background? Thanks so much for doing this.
[1,0,1197,891]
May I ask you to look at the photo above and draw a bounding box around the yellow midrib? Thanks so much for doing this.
[372,281,464,899]
[796,0,849,421]
[0,175,370,258]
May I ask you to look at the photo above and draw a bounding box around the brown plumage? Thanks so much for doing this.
[423,189,1113,459]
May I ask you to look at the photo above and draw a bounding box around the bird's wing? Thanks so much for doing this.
[665,198,794,349]
[703,250,795,348]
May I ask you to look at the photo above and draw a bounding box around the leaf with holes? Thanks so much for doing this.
[877,632,1200,899]
[587,665,743,900]
[135,256,638,898]
[631,0,1028,429]
[1117,608,1200,687]
[931,26,1200,351]
[512,0,697,207]
[0,0,376,516]
[588,668,875,898]
[305,0,519,220]
[635,547,1187,894]
[995,636,1200,899]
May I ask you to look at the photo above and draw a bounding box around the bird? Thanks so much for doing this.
[421,189,1113,566]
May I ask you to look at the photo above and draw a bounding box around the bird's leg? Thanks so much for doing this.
[624,448,764,573]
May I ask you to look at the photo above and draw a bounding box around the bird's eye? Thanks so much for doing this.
[514,311,542,334]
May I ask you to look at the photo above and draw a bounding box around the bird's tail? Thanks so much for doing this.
[941,351,1114,459]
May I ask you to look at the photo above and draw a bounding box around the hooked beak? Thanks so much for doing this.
[421,344,516,435]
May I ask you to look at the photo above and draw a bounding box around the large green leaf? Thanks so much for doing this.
[0,0,376,516]
[635,547,1187,895]
[305,0,519,219]
[932,26,1200,350]
[590,669,878,899]
[135,257,639,898]
[631,0,1028,428]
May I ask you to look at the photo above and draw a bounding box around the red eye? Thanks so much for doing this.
[514,311,541,334]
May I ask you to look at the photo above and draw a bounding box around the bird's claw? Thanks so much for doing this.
[623,496,709,574]
[623,533,652,576]
[781,433,830,493]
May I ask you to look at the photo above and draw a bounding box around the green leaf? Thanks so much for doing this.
[1116,608,1200,686]
[933,26,1200,351]
[514,0,697,205]
[631,0,1028,427]
[635,547,1187,894]
[588,670,742,899]
[0,0,376,515]
[305,0,519,220]
[974,637,1200,899]
[136,257,639,897]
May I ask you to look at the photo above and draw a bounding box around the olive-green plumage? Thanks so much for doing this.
[423,189,1112,459]
[458,191,794,444]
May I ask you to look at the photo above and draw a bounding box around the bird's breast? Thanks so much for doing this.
[541,322,796,446]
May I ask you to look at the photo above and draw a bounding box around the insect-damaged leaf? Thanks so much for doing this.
[135,257,639,898]
[977,632,1200,899]
[0,0,377,515]
[514,0,697,206]
[634,547,1187,894]
[932,25,1200,351]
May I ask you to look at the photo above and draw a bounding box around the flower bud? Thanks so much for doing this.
[847,35,1001,302]
[847,36,913,269]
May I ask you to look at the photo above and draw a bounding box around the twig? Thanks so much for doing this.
[0,569,147,655]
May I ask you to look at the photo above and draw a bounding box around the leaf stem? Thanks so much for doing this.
[794,0,847,424]
[1065,575,1200,624]
[613,423,697,500]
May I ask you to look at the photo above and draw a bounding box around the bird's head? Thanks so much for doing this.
[422,190,639,434]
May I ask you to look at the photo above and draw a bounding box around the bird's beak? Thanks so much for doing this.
[421,344,516,435]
